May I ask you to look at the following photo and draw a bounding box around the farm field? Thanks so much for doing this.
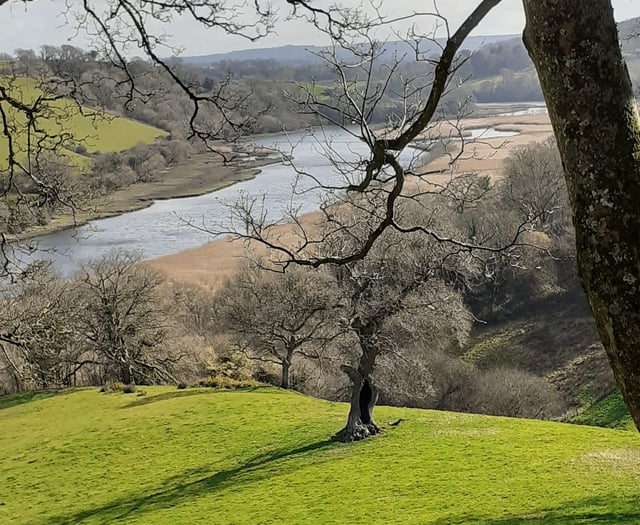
[1,387,639,524]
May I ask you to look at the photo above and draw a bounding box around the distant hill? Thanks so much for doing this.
[177,34,520,67]
[618,15,640,42]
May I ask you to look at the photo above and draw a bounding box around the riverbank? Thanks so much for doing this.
[16,149,279,241]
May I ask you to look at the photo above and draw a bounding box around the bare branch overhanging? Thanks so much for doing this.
[0,0,510,278]
[208,0,516,268]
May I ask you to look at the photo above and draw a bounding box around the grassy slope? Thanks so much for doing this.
[1,388,640,525]
[463,290,616,408]
[0,77,167,169]
[573,392,634,431]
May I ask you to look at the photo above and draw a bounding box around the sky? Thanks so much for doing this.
[0,0,638,57]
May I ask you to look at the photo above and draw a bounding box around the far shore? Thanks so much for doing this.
[15,151,279,241]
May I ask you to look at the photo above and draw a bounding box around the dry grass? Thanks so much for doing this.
[420,114,553,179]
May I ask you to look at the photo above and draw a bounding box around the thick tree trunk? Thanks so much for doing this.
[523,1,640,431]
[120,363,133,385]
[281,359,291,389]
[333,348,381,442]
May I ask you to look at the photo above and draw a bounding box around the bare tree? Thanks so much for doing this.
[0,263,86,391]
[218,2,516,272]
[215,263,339,388]
[323,203,474,442]
[500,139,570,234]
[73,250,175,385]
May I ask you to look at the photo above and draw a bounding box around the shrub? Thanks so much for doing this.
[196,375,259,389]
[471,367,568,419]
[100,382,138,394]
[100,382,125,393]
[422,348,477,412]
[204,349,254,382]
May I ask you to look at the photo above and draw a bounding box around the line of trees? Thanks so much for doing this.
[2,0,639,438]
[0,251,183,392]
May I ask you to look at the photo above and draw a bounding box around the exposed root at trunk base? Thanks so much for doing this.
[332,422,382,443]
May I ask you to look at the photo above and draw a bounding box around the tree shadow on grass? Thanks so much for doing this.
[430,494,640,524]
[121,387,263,408]
[47,438,336,524]
[0,389,82,410]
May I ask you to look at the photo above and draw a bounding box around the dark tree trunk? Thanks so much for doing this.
[281,359,291,389]
[333,347,381,442]
[523,0,640,431]
[120,363,133,385]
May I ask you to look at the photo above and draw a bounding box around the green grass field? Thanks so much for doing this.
[0,77,167,170]
[573,391,634,430]
[1,387,640,524]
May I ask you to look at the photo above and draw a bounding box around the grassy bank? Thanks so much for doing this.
[1,387,639,524]
[0,77,167,169]
[17,153,277,240]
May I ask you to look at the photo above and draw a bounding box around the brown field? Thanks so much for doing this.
[149,113,554,289]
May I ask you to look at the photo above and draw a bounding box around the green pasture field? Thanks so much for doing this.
[1,387,639,524]
[0,77,167,170]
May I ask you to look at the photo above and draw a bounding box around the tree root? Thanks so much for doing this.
[332,422,381,443]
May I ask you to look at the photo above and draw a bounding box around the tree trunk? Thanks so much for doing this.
[120,363,133,385]
[281,359,291,389]
[333,348,381,443]
[523,1,640,431]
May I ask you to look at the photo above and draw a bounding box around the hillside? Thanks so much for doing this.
[2,387,640,524]
[463,288,616,410]
[0,76,167,170]
[178,35,519,67]
[573,391,634,431]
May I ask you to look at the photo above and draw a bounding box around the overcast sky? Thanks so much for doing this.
[0,0,638,57]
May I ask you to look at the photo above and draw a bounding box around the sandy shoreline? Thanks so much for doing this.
[148,113,554,290]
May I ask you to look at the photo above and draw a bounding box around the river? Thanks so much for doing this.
[31,125,519,275]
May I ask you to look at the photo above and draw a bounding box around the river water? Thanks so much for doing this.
[31,125,519,275]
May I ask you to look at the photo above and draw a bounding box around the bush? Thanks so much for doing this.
[196,376,259,389]
[422,348,477,412]
[204,349,254,382]
[471,367,568,419]
[100,382,138,394]
[100,382,125,393]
